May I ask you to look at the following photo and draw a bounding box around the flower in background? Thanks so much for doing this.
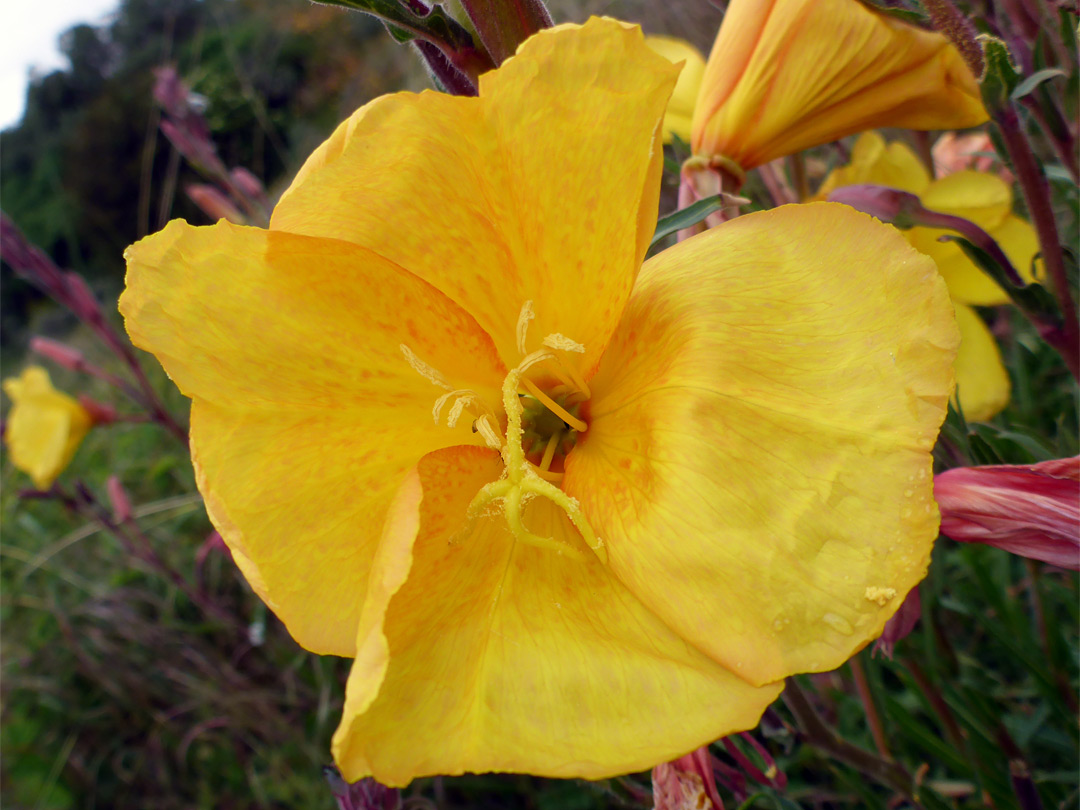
[645,35,706,144]
[122,18,958,784]
[682,0,985,196]
[819,131,1041,422]
[2,366,93,490]
[935,457,1080,569]
[932,131,1014,183]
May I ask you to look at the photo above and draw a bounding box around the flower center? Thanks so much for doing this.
[400,301,604,563]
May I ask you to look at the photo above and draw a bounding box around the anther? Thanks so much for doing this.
[516,300,535,355]
[400,344,451,390]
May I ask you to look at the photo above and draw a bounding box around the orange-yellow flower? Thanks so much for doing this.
[686,0,986,186]
[3,366,92,490]
[121,19,958,785]
[817,131,1040,421]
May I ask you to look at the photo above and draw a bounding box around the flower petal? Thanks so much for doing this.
[333,445,781,784]
[272,18,679,374]
[122,221,505,654]
[691,0,986,170]
[952,303,1010,422]
[568,203,958,686]
[814,131,931,200]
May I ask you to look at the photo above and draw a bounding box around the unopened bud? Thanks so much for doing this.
[186,184,246,224]
[64,272,104,323]
[229,167,265,199]
[106,475,133,523]
[30,336,85,371]
[935,457,1079,569]
[827,184,923,229]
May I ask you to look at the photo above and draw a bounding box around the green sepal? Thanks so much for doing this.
[979,36,1021,113]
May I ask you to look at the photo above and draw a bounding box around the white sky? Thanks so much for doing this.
[1,0,121,130]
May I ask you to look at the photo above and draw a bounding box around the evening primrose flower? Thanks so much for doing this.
[818,131,1040,421]
[121,18,958,784]
[3,366,93,489]
[684,0,986,192]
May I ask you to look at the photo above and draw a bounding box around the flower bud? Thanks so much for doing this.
[30,336,85,371]
[935,458,1080,569]
[186,184,246,225]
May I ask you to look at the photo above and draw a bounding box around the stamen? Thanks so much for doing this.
[515,300,535,355]
[542,334,585,353]
[520,377,587,433]
[400,344,451,391]
[539,431,561,472]
[474,414,503,450]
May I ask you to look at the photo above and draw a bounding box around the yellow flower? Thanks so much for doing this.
[121,19,958,785]
[3,366,92,490]
[644,35,706,144]
[818,131,1041,421]
[689,0,987,177]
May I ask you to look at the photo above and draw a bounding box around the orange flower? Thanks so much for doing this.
[688,0,986,184]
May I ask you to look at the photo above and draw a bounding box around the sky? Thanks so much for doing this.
[1,0,121,130]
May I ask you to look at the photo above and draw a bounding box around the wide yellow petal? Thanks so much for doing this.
[568,203,958,686]
[908,212,1041,306]
[333,446,782,785]
[646,35,706,144]
[272,18,678,376]
[691,0,987,170]
[815,131,931,200]
[122,221,506,655]
[2,366,92,490]
[952,303,1010,422]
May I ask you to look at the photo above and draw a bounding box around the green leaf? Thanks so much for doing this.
[1011,68,1066,101]
[651,196,730,247]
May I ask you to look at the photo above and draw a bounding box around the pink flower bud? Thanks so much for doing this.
[30,336,85,371]
[933,132,1014,184]
[826,184,923,227]
[229,167,265,199]
[934,457,1080,569]
[186,184,246,224]
[64,271,103,323]
[873,586,921,659]
[106,475,133,523]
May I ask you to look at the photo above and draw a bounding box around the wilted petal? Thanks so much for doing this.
[569,203,958,685]
[122,221,505,655]
[691,0,986,171]
[333,446,781,785]
[272,18,678,373]
[935,458,1080,569]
